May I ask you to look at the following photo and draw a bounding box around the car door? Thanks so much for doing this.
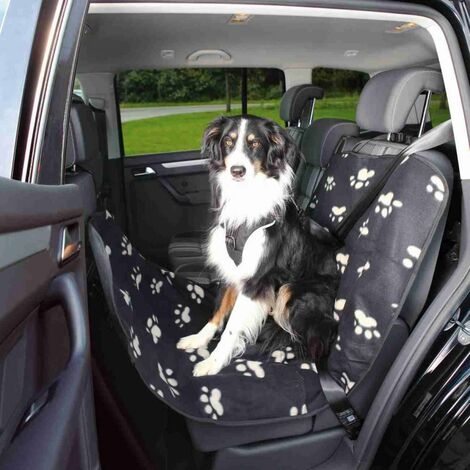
[123,150,211,263]
[0,0,100,468]
[0,177,99,470]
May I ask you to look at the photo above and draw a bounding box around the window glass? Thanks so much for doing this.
[430,93,450,126]
[311,68,369,121]
[117,68,284,156]
[73,78,85,101]
[0,0,10,34]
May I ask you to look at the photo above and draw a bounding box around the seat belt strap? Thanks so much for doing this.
[335,120,453,241]
[317,359,362,439]
[318,120,453,440]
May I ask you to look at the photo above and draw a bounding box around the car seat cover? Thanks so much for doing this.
[90,211,327,425]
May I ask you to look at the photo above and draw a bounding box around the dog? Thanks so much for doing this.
[177,115,339,376]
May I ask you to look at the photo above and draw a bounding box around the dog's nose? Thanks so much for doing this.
[230,165,246,178]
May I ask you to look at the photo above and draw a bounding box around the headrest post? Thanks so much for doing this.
[308,98,316,126]
[418,90,432,138]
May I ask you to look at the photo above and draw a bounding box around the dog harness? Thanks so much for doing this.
[222,219,276,265]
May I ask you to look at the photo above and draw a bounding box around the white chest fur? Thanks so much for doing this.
[207,222,275,287]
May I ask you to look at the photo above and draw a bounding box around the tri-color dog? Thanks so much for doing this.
[177,116,339,376]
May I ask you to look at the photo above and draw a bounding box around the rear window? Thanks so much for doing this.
[311,68,369,121]
[117,68,285,156]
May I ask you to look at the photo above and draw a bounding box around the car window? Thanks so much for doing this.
[117,68,284,156]
[430,93,451,126]
[311,67,369,121]
[0,0,10,34]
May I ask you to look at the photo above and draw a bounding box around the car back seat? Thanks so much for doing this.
[87,67,453,465]
[167,84,325,280]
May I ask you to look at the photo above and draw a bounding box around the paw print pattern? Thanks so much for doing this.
[402,245,421,269]
[121,235,132,256]
[272,346,295,364]
[235,359,265,378]
[354,309,381,340]
[146,315,161,344]
[329,206,347,223]
[350,168,375,189]
[357,260,370,278]
[300,362,317,373]
[129,327,141,358]
[324,176,336,191]
[174,304,191,327]
[160,268,175,286]
[333,298,346,321]
[187,284,204,304]
[340,372,355,393]
[105,210,114,220]
[336,253,349,274]
[185,347,210,363]
[426,175,445,202]
[158,363,179,397]
[149,384,164,398]
[289,404,307,416]
[131,266,142,290]
[335,335,342,351]
[150,278,163,295]
[309,195,319,210]
[119,289,132,309]
[200,386,224,419]
[358,218,370,237]
[105,245,112,256]
[341,153,349,159]
[375,192,403,218]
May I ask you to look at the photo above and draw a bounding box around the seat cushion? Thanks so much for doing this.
[89,212,328,428]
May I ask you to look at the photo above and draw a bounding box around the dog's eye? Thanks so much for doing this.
[251,139,261,149]
[223,137,234,147]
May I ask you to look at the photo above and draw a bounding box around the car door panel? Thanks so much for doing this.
[123,150,211,263]
[0,176,98,470]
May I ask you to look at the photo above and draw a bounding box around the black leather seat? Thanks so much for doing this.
[88,67,453,467]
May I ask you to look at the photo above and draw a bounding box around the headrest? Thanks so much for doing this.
[356,67,444,133]
[301,118,359,168]
[280,84,325,123]
[65,101,104,192]
[66,102,100,168]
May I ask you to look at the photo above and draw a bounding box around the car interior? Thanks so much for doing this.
[53,3,466,469]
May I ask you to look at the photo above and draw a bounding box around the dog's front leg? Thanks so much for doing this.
[193,293,268,376]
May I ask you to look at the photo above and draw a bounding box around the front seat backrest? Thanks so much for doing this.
[279,84,324,151]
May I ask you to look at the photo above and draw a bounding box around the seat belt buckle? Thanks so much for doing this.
[336,407,362,440]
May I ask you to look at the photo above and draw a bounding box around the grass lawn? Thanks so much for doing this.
[122,95,451,156]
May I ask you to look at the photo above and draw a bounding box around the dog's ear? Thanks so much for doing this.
[266,123,300,171]
[202,116,227,164]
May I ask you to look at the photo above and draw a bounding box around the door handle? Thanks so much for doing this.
[59,223,81,265]
[133,167,156,177]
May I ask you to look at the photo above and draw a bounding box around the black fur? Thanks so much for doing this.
[204,115,340,360]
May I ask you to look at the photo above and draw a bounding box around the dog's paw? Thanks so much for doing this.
[193,357,221,376]
[177,334,207,350]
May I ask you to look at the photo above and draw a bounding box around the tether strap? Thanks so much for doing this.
[335,120,454,241]
[318,120,453,439]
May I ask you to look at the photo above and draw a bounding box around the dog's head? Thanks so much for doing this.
[202,116,298,183]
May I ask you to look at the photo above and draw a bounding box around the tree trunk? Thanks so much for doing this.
[225,70,231,113]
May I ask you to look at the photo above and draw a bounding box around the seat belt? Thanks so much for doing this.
[318,120,454,440]
[336,120,454,241]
